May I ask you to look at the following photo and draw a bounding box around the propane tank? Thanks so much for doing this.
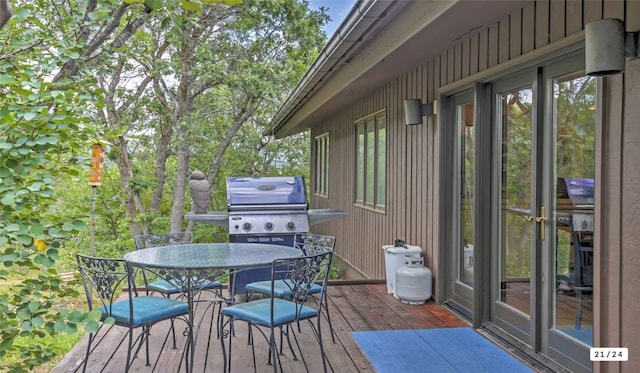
[395,259,432,305]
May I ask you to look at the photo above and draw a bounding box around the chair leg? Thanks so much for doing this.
[323,292,336,343]
[169,318,178,348]
[125,327,134,373]
[281,325,299,360]
[315,319,329,373]
[81,332,95,373]
[269,328,279,373]
[307,317,333,373]
[575,289,583,330]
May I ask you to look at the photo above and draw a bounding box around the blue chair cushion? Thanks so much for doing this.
[148,278,222,295]
[221,298,317,327]
[99,296,188,327]
[245,279,322,298]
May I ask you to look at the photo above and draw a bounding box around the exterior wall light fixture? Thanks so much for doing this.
[403,99,438,125]
[585,18,639,76]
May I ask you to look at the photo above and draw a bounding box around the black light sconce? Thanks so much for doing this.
[585,18,639,76]
[403,99,437,125]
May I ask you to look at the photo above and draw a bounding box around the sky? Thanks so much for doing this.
[308,0,357,38]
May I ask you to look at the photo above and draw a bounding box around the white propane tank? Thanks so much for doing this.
[382,242,422,295]
[395,260,432,305]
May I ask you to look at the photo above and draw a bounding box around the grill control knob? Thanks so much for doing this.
[264,222,274,231]
[286,221,295,230]
[242,222,252,231]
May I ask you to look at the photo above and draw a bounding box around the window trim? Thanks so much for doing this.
[354,109,386,212]
[314,132,330,197]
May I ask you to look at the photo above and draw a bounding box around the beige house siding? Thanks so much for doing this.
[307,1,640,370]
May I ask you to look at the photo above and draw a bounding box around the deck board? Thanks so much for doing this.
[53,283,486,373]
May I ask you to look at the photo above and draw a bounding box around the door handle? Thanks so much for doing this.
[535,207,547,240]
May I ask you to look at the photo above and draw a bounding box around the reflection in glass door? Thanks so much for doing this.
[489,58,595,372]
[446,91,476,317]
[552,73,595,347]
[459,101,475,287]
[497,85,534,322]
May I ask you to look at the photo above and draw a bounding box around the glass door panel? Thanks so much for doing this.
[459,101,475,286]
[498,87,534,316]
[552,73,595,347]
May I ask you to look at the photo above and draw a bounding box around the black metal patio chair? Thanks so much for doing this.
[76,254,190,373]
[220,249,334,373]
[245,233,337,343]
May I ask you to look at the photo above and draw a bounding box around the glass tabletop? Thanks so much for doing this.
[124,242,302,270]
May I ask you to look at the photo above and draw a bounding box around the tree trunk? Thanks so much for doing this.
[170,142,190,232]
[115,136,144,238]
[206,97,257,186]
[150,116,173,213]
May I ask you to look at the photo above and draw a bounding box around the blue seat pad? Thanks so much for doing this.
[245,279,322,298]
[222,298,317,327]
[99,296,188,326]
[148,278,222,294]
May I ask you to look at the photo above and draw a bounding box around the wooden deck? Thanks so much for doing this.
[52,282,508,373]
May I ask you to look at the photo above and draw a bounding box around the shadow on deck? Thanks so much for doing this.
[52,282,513,373]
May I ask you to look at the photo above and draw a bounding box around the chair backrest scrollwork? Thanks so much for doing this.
[76,254,135,319]
[293,233,336,256]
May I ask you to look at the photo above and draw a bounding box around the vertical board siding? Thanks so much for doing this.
[498,16,510,63]
[510,10,522,59]
[478,28,489,72]
[522,3,535,54]
[565,0,583,34]
[469,33,480,76]
[488,23,500,67]
[455,42,463,81]
[535,0,550,49]
[620,58,640,371]
[462,37,471,79]
[583,0,602,24]
[549,0,566,42]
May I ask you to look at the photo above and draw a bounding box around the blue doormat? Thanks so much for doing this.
[352,328,533,373]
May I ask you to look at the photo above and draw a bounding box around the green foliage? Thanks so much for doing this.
[123,0,243,14]
[1,0,327,370]
[0,2,104,371]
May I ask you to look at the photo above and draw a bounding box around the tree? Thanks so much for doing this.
[89,0,327,234]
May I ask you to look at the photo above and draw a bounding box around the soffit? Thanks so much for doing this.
[270,0,531,138]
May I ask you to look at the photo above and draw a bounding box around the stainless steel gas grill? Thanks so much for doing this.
[226,176,309,240]
[225,176,310,294]
[185,175,347,294]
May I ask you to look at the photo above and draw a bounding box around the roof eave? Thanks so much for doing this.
[268,0,530,138]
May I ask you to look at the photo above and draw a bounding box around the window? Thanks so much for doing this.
[314,132,329,197]
[355,111,386,209]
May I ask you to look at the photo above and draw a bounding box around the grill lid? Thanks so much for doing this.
[226,176,308,210]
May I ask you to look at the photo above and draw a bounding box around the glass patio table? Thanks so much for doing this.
[123,242,302,373]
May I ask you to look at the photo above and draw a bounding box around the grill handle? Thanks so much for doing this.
[227,204,308,211]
